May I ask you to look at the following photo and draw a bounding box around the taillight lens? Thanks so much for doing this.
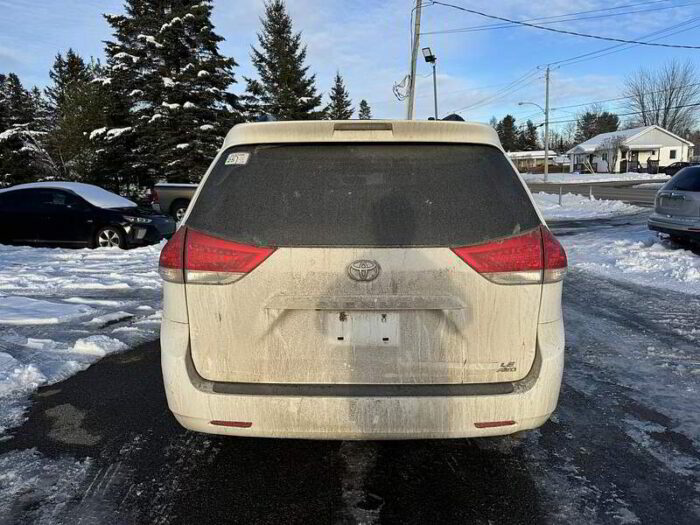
[451,226,566,285]
[158,228,276,284]
[542,227,568,283]
[184,229,276,284]
[158,227,186,283]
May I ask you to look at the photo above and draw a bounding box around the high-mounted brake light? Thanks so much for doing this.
[451,226,566,285]
[158,227,276,284]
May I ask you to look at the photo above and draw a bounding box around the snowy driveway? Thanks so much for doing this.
[0,214,699,524]
[0,243,163,433]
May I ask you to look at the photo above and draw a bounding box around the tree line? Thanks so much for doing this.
[491,58,700,154]
[0,0,371,194]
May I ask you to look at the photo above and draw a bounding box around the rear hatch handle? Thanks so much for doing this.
[264,295,465,311]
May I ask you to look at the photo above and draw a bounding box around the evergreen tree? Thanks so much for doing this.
[244,0,322,120]
[45,49,93,117]
[45,52,107,180]
[495,114,518,151]
[358,99,372,120]
[325,72,353,120]
[517,120,540,151]
[100,0,241,189]
[574,107,620,143]
[0,74,57,186]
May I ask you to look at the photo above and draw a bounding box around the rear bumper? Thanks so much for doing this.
[648,213,700,240]
[160,318,565,439]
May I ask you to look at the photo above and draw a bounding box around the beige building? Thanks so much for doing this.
[567,125,694,173]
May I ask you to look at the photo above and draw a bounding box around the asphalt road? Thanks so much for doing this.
[1,221,699,524]
[528,181,659,206]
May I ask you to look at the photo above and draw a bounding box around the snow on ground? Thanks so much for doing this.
[522,171,670,184]
[556,218,700,296]
[0,242,163,435]
[533,192,643,220]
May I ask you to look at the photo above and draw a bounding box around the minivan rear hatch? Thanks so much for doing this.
[183,143,545,385]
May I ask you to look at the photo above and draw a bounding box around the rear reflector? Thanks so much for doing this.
[474,420,516,429]
[210,420,253,428]
[451,226,567,285]
[158,227,276,284]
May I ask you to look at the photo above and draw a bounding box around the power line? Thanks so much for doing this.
[536,101,700,126]
[549,17,700,68]
[445,70,542,115]
[550,82,700,111]
[422,1,699,36]
[428,1,700,49]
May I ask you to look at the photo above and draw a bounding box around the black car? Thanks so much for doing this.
[663,162,692,176]
[0,182,176,249]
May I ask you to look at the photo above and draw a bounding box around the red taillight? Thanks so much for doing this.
[541,227,568,283]
[158,228,276,284]
[451,228,543,284]
[149,188,159,203]
[451,226,566,285]
[158,227,186,282]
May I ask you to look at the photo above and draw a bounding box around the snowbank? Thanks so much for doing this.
[533,192,643,220]
[0,297,93,325]
[562,225,700,295]
[522,172,670,184]
[0,242,164,435]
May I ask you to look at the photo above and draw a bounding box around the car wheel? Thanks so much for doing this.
[96,226,126,249]
[171,200,189,222]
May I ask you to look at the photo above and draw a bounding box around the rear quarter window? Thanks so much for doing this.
[187,143,541,247]
[664,167,700,192]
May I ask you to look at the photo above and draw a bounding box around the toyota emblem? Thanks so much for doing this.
[347,260,380,282]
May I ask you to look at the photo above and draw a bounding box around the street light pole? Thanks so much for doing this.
[407,1,422,120]
[422,47,438,120]
[432,61,438,120]
[544,65,550,183]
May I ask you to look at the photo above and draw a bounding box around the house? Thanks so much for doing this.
[507,150,560,172]
[567,125,694,173]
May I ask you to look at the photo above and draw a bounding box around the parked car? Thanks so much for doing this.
[159,120,568,440]
[648,166,700,243]
[151,183,198,221]
[663,162,692,176]
[0,182,176,249]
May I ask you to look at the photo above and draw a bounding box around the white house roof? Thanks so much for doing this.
[567,125,693,154]
[0,182,137,209]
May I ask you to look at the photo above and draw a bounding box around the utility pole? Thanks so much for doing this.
[407,1,422,120]
[544,65,550,183]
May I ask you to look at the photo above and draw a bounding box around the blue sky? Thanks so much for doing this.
[1,0,700,129]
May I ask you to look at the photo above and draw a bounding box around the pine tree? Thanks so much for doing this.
[574,107,620,143]
[146,1,241,182]
[517,120,540,151]
[325,72,353,120]
[45,52,107,180]
[100,0,241,189]
[358,99,372,120]
[495,115,518,151]
[0,74,57,186]
[244,0,322,120]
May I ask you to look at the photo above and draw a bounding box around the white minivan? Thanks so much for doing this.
[159,120,566,439]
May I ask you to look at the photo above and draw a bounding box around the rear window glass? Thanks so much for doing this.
[664,167,700,192]
[187,143,541,247]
